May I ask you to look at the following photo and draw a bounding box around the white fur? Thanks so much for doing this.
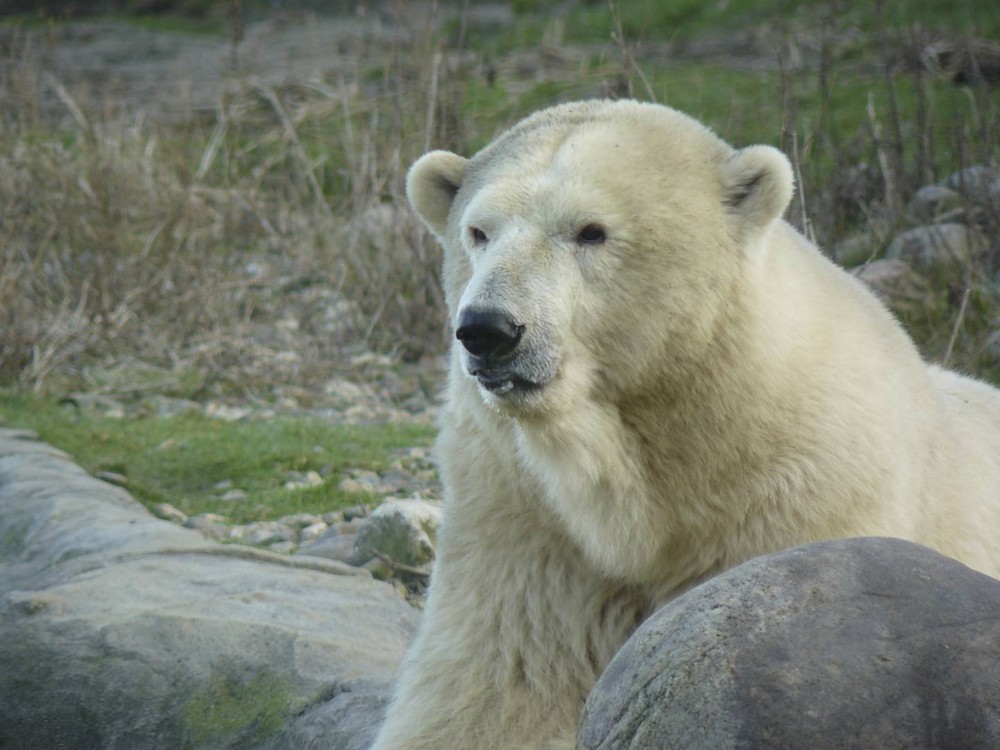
[371,99,1000,750]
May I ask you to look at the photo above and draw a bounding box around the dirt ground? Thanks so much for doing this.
[5,4,516,124]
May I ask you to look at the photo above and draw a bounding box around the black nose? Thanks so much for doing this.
[456,309,524,359]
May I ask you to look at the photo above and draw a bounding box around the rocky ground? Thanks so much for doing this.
[153,440,443,599]
[76,352,448,600]
[0,427,419,750]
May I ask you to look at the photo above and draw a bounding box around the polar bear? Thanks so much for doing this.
[370,99,1000,750]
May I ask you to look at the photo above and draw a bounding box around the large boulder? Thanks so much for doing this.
[885,222,983,270]
[579,537,1000,749]
[851,258,931,316]
[348,496,443,570]
[0,429,419,750]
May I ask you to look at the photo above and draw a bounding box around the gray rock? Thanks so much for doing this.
[284,470,323,490]
[349,496,443,568]
[184,512,231,541]
[885,222,982,270]
[990,178,1000,208]
[945,164,1000,197]
[152,502,188,524]
[278,513,325,529]
[340,504,371,522]
[334,518,365,535]
[299,521,329,543]
[987,323,1000,367]
[95,469,128,487]
[298,531,360,564]
[323,510,346,524]
[905,184,963,223]
[579,537,1000,750]
[0,428,419,750]
[338,470,392,497]
[851,259,931,315]
[245,521,296,546]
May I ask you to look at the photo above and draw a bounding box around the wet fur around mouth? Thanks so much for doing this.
[469,366,544,395]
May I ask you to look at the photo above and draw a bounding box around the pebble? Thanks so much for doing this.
[299,522,328,542]
[322,510,345,525]
[341,504,371,521]
[184,513,230,541]
[247,522,295,546]
[277,513,324,528]
[152,503,187,524]
[203,403,254,421]
[284,470,323,490]
[297,532,358,563]
[324,378,367,401]
[338,476,381,495]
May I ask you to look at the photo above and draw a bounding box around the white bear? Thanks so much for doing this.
[370,99,1000,750]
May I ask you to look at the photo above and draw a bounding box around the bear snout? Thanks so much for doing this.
[456,308,524,359]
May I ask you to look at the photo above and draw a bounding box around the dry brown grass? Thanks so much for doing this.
[0,8,997,398]
[0,16,452,395]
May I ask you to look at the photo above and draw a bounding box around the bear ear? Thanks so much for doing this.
[406,150,469,238]
[721,145,794,235]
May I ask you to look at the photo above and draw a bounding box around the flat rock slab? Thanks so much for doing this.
[580,537,1000,749]
[0,429,419,750]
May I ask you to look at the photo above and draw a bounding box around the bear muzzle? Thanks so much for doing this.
[456,307,545,396]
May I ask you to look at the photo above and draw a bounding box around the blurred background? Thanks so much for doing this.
[1,0,998,398]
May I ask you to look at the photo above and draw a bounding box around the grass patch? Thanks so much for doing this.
[512,0,1000,43]
[0,391,435,525]
[180,670,297,750]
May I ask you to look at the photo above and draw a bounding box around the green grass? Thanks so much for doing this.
[0,391,435,525]
[510,0,1000,42]
[0,13,225,35]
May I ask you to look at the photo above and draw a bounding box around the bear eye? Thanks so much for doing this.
[576,223,607,245]
[469,226,488,245]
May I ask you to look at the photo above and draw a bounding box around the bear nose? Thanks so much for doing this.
[456,309,524,359]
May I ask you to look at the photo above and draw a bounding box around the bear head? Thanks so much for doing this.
[407,99,794,418]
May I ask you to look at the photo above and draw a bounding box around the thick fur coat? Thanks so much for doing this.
[370,99,1000,749]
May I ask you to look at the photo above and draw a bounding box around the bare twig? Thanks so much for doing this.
[45,74,92,139]
[866,92,902,217]
[195,103,228,181]
[943,287,972,369]
[790,131,815,245]
[254,83,333,218]
[423,49,442,153]
[371,548,432,579]
[608,0,655,101]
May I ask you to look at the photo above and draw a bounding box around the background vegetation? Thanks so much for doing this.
[0,391,433,522]
[1,0,998,519]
